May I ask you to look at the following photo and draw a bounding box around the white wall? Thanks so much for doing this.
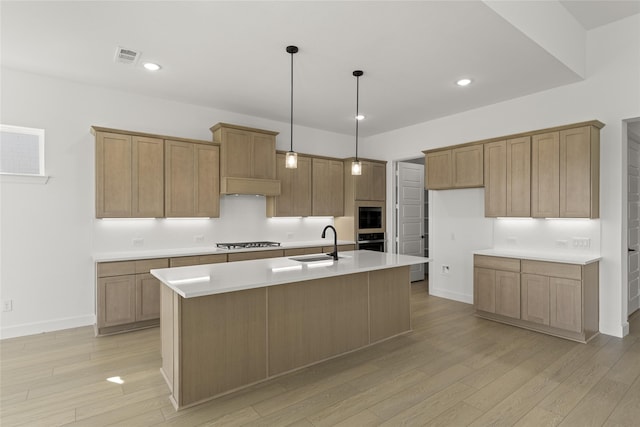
[368,15,640,338]
[0,69,353,338]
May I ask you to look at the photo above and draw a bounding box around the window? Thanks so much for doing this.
[0,124,48,183]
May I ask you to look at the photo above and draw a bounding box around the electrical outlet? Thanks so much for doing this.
[132,237,144,246]
[2,300,13,312]
[507,237,518,246]
[441,265,450,275]
[556,239,569,248]
[194,235,205,243]
[286,232,294,240]
[572,237,591,248]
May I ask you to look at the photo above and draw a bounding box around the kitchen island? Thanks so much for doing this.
[151,250,429,410]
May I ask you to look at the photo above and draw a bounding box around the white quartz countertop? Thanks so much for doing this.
[473,249,601,265]
[151,250,430,298]
[92,240,356,262]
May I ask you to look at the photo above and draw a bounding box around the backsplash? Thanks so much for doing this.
[493,217,600,254]
[93,195,335,253]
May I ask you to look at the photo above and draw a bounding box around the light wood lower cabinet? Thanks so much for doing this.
[474,255,599,342]
[96,258,168,335]
[473,256,521,319]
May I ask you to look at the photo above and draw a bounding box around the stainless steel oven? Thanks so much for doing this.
[357,232,385,252]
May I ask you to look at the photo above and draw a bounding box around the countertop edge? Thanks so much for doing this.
[93,240,357,262]
[473,249,601,265]
[151,251,431,298]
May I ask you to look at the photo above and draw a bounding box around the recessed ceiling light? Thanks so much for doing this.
[356,114,365,120]
[143,62,161,71]
[456,78,472,87]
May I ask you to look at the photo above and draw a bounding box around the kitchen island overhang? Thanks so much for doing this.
[152,250,430,410]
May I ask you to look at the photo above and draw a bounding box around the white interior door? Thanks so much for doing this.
[397,162,425,282]
[628,138,640,317]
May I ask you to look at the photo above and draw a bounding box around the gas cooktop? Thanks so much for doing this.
[216,241,281,250]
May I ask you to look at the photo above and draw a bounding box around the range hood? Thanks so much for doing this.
[221,177,281,197]
[211,122,281,197]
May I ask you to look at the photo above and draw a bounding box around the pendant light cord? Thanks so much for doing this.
[355,74,359,161]
[290,49,294,153]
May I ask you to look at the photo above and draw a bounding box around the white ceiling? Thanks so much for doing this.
[1,1,639,137]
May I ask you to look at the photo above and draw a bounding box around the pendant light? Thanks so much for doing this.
[351,70,364,175]
[285,45,299,169]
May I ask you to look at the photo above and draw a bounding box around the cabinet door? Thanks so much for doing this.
[425,150,452,190]
[194,144,220,217]
[521,273,550,325]
[97,275,136,327]
[506,137,531,217]
[221,128,252,178]
[532,132,560,217]
[312,158,344,216]
[165,140,195,217]
[131,136,164,217]
[550,277,582,333]
[165,141,219,217]
[251,133,276,179]
[495,271,520,319]
[96,132,132,217]
[136,273,161,321]
[474,267,495,313]
[484,141,507,217]
[560,126,597,218]
[270,154,312,217]
[355,161,385,201]
[453,145,483,188]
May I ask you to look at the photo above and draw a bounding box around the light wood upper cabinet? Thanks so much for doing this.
[532,132,560,217]
[425,144,483,190]
[211,123,280,196]
[484,141,507,217]
[559,126,600,218]
[165,140,220,218]
[355,160,386,201]
[425,150,452,190]
[484,137,531,217]
[312,158,344,216]
[267,153,312,217]
[531,124,600,218]
[452,144,484,188]
[95,131,164,218]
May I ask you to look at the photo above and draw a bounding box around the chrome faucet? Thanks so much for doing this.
[321,225,338,261]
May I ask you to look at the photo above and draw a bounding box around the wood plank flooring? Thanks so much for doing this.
[1,283,639,426]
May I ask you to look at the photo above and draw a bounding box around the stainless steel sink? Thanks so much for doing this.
[289,255,338,262]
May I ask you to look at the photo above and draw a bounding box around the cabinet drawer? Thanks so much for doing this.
[474,255,520,272]
[199,254,227,264]
[228,250,284,262]
[521,260,581,280]
[97,261,136,277]
[170,256,201,267]
[135,258,169,274]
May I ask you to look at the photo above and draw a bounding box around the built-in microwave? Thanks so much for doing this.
[357,202,385,232]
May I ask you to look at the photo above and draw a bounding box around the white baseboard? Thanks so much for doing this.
[1,314,95,340]
[428,287,473,305]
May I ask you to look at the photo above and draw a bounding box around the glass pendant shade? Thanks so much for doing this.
[285,151,298,169]
[351,160,362,175]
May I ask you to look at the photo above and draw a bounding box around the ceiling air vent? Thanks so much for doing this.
[114,46,140,65]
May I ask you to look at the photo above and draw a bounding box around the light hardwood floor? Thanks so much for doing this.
[1,283,639,426]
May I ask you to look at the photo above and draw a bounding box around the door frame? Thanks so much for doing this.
[624,118,640,325]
